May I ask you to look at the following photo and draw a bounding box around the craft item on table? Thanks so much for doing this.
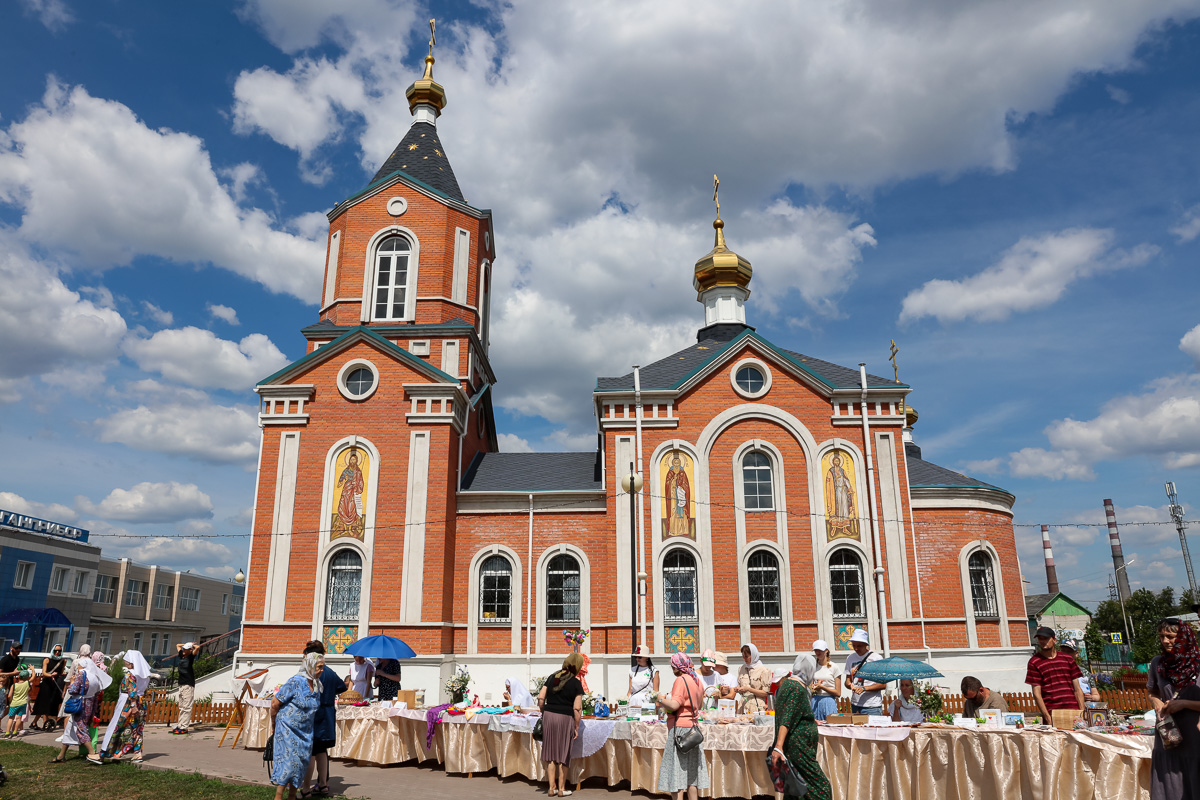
[916,682,944,720]
[1051,709,1081,730]
[952,716,978,729]
[1085,704,1109,727]
[980,709,1003,728]
[445,665,471,703]
[425,702,451,748]
[1002,713,1024,728]
[716,698,736,719]
[340,689,363,703]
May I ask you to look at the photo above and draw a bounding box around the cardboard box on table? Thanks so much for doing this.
[825,714,870,725]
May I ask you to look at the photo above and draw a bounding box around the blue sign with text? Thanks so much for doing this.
[0,509,89,543]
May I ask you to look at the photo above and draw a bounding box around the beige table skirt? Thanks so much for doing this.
[240,707,1152,799]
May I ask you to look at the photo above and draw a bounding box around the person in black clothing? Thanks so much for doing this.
[171,642,198,734]
[0,645,22,717]
[31,644,66,730]
[375,659,402,700]
[301,640,347,797]
[537,653,585,798]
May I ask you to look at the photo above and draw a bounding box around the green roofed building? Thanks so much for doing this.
[1025,592,1092,646]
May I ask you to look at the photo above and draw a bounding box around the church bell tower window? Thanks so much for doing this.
[325,549,362,622]
[373,236,412,320]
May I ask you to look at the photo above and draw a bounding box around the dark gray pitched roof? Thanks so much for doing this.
[596,329,896,392]
[368,121,464,202]
[460,452,603,493]
[1025,593,1053,616]
[905,455,1008,493]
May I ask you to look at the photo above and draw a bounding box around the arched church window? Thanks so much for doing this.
[742,451,774,510]
[546,553,581,624]
[829,549,865,620]
[747,550,781,621]
[479,554,513,623]
[663,549,698,623]
[325,549,362,621]
[968,551,999,618]
[373,236,411,320]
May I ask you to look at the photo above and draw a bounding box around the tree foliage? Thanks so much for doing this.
[1090,587,1178,664]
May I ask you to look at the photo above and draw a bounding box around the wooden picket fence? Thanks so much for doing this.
[836,688,1152,715]
[93,698,237,725]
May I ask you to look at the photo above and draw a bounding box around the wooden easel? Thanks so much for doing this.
[219,667,269,748]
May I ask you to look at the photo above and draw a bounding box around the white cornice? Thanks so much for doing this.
[910,485,1016,514]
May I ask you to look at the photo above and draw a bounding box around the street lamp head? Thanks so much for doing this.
[234,568,246,585]
[620,473,644,493]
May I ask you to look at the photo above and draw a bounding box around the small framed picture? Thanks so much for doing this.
[1003,713,1024,727]
[980,709,1003,727]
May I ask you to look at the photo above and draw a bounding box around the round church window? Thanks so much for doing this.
[736,366,764,393]
[345,368,374,396]
[730,357,772,399]
[337,359,380,401]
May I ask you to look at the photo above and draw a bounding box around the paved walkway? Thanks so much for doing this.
[19,724,646,800]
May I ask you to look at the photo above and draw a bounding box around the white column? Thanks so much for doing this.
[400,431,431,623]
[265,431,301,622]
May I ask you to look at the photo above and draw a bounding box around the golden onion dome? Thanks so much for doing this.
[905,404,919,428]
[693,179,752,296]
[406,54,447,115]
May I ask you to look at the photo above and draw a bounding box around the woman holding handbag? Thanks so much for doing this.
[1148,618,1200,800]
[49,656,109,763]
[770,654,830,800]
[655,653,708,800]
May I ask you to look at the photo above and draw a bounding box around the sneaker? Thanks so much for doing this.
[168,728,180,735]
[179,728,189,735]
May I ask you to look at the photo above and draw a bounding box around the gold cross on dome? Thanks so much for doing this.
[889,339,900,383]
[713,174,720,218]
[428,19,436,58]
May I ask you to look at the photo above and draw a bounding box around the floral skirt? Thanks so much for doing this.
[657,731,709,793]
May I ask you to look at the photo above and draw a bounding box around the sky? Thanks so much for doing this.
[2,0,1200,607]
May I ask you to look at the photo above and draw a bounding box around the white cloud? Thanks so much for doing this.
[1106,85,1132,104]
[20,0,73,31]
[237,0,419,54]
[1172,204,1200,243]
[899,228,1157,324]
[96,399,260,463]
[179,519,215,535]
[142,301,174,326]
[0,230,127,381]
[207,304,241,326]
[0,490,78,523]
[77,481,214,523]
[1181,323,1200,368]
[97,531,238,574]
[0,80,325,301]
[496,433,533,453]
[124,326,288,391]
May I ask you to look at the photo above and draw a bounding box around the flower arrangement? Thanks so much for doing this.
[581,692,599,716]
[562,629,590,650]
[260,683,284,699]
[445,665,471,703]
[916,682,944,719]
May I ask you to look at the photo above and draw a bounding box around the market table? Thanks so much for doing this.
[240,702,1152,799]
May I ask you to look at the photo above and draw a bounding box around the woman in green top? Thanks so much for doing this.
[770,654,830,800]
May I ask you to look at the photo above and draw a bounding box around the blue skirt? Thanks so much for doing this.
[811,695,839,721]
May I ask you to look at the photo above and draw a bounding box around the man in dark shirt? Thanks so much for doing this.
[0,644,22,716]
[172,641,197,734]
[1025,627,1084,724]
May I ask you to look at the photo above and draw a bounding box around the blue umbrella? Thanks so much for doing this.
[851,656,942,683]
[344,635,417,659]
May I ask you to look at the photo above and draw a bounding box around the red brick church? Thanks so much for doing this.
[239,51,1031,697]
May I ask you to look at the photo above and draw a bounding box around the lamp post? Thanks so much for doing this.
[620,463,643,651]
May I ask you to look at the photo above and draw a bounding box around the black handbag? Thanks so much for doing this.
[263,733,275,775]
[63,695,83,714]
[673,677,705,754]
[532,717,544,742]
[767,751,809,797]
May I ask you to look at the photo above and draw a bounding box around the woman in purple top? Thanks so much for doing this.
[1147,618,1200,800]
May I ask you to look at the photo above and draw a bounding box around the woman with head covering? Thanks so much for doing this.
[300,641,342,798]
[1148,618,1200,799]
[888,679,924,723]
[50,656,111,763]
[736,643,772,714]
[770,654,830,800]
[503,677,535,709]
[96,650,151,762]
[537,652,586,797]
[270,652,323,799]
[653,653,708,800]
[32,643,67,730]
[627,645,659,708]
[808,640,842,721]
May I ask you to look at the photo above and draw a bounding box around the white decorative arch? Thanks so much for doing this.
[310,538,370,643]
[360,224,421,323]
[655,540,709,654]
[730,439,795,649]
[535,544,592,653]
[822,541,877,650]
[958,541,1011,648]
[467,544,524,654]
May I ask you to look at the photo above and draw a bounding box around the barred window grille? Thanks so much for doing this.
[373,236,411,320]
[663,549,699,623]
[747,550,782,620]
[325,549,362,621]
[546,553,581,624]
[969,551,999,618]
[742,451,774,510]
[830,549,865,619]
[479,555,513,623]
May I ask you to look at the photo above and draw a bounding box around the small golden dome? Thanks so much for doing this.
[693,178,752,296]
[905,404,919,428]
[406,55,447,115]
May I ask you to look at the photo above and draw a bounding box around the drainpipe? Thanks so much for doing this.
[527,493,534,682]
[859,365,890,657]
[633,366,647,648]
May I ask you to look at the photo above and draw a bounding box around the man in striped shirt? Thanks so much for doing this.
[1025,627,1084,724]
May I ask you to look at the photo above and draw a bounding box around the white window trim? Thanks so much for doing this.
[179,586,202,612]
[739,449,776,512]
[13,561,35,590]
[222,593,229,615]
[336,358,380,402]
[72,570,91,596]
[466,545,523,655]
[730,356,772,400]
[231,595,244,616]
[958,541,1011,648]
[310,539,372,646]
[659,543,704,627]
[477,260,492,350]
[361,226,420,323]
[452,227,471,305]
[49,565,69,595]
[535,544,591,652]
[743,543,785,623]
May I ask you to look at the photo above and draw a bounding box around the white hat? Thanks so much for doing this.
[632,645,651,657]
[183,642,196,650]
[812,639,830,652]
[850,629,870,644]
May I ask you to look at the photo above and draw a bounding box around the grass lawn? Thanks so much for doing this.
[0,740,278,799]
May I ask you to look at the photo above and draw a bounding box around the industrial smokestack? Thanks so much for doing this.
[1042,525,1059,595]
[1104,499,1132,603]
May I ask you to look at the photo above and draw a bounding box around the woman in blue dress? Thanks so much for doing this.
[270,652,322,799]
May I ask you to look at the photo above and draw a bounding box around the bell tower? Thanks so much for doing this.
[693,175,753,330]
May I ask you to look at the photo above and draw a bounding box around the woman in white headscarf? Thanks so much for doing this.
[503,677,535,709]
[97,650,151,762]
[53,656,110,763]
[771,654,830,800]
[270,652,323,799]
[736,643,772,714]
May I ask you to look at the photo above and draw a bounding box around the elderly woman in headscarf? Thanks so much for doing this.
[270,651,323,800]
[52,656,110,763]
[537,652,586,797]
[736,643,772,714]
[1148,617,1200,800]
[770,654,830,800]
[96,650,151,762]
[655,653,708,800]
[503,677,535,709]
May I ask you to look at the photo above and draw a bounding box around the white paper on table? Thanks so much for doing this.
[953,716,979,729]
[393,701,407,711]
[716,699,736,719]
[379,700,393,708]
[865,716,900,726]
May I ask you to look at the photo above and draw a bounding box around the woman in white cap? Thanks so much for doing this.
[808,640,842,720]
[628,645,659,707]
[96,650,152,762]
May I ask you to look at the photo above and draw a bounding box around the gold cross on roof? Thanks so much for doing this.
[428,19,436,58]
[889,339,900,383]
[713,174,721,219]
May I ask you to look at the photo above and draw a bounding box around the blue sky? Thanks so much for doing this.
[2,1,1200,608]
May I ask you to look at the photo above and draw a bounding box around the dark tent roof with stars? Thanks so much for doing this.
[368,121,464,203]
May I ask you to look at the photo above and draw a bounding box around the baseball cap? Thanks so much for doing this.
[812,639,830,652]
[850,629,870,644]
[1059,638,1078,651]
[700,648,716,665]
[183,641,196,650]
[1035,626,1056,639]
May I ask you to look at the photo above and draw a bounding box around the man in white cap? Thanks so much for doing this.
[171,641,198,735]
[844,629,885,715]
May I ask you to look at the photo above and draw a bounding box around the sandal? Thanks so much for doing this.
[48,757,66,763]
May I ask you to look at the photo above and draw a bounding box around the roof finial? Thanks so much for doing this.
[422,18,437,79]
[407,18,447,116]
[889,339,900,383]
[713,174,721,220]
[711,174,727,249]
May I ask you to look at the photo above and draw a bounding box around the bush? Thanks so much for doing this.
[103,659,125,702]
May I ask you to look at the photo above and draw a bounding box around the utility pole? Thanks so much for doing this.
[1166,482,1198,599]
